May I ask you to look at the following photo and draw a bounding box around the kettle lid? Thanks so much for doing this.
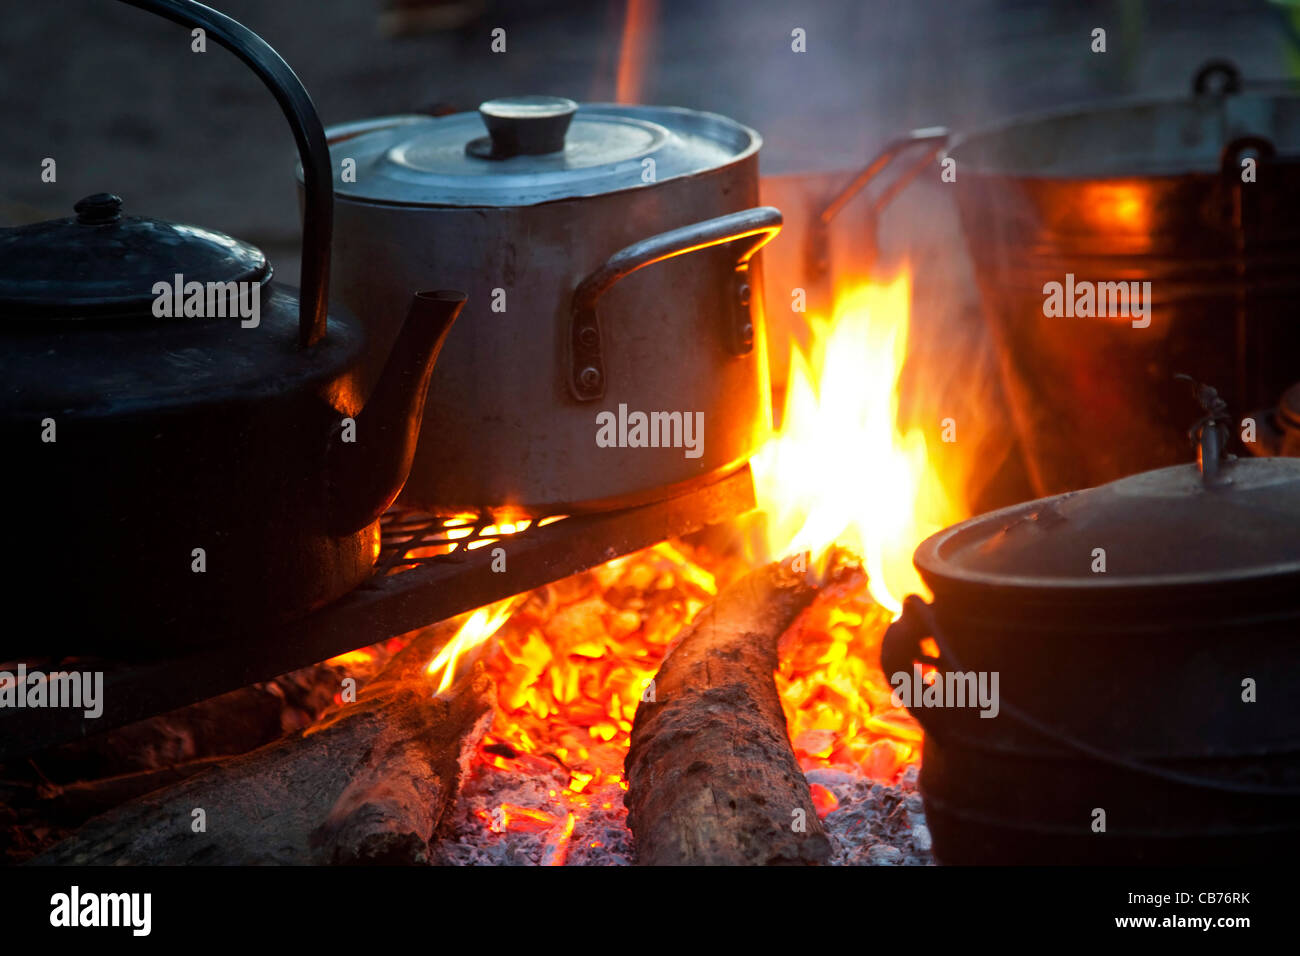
[0,193,270,320]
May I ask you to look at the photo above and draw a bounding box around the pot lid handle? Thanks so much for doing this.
[1175,374,1233,485]
[118,0,331,349]
[467,96,578,159]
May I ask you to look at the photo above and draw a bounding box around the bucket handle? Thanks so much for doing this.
[807,127,950,282]
[883,593,1300,797]
[117,0,332,349]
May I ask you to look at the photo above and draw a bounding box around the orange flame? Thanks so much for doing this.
[751,267,961,612]
[615,0,657,104]
[426,266,975,851]
[426,596,525,695]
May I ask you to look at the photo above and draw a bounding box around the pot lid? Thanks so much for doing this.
[0,193,270,320]
[321,97,761,207]
[915,455,1300,593]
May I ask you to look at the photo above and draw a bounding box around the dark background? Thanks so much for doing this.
[2,0,1290,258]
[5,0,1291,513]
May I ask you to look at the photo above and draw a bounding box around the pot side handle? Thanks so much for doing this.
[568,206,783,402]
[880,595,952,741]
[117,0,332,350]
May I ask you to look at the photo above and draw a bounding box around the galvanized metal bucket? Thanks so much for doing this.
[948,61,1300,494]
[827,62,1300,496]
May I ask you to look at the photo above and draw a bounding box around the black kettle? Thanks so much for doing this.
[0,0,465,656]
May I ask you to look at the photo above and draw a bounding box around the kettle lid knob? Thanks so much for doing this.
[74,193,123,225]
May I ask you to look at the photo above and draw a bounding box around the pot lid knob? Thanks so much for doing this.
[467,95,578,159]
[1175,374,1233,485]
[74,192,123,225]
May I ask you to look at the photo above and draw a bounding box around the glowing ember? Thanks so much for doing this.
[753,267,966,781]
[475,541,742,793]
[808,783,839,818]
[426,540,746,859]
[776,568,923,780]
[424,267,970,859]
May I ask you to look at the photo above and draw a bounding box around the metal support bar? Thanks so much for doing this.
[0,466,755,760]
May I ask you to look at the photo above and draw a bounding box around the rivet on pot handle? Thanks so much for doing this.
[568,206,783,402]
[1220,135,1276,179]
[1192,59,1243,96]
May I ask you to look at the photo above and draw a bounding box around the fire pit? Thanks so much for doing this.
[5,258,948,867]
[4,0,1297,885]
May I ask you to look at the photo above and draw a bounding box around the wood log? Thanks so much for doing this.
[33,757,230,823]
[309,664,494,864]
[624,561,831,865]
[33,620,492,866]
[25,664,343,784]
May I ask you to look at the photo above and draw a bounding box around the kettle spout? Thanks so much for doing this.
[329,290,465,535]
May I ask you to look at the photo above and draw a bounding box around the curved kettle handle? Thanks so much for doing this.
[118,0,331,349]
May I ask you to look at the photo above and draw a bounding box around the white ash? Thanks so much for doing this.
[433,762,634,867]
[433,760,931,865]
[808,764,934,866]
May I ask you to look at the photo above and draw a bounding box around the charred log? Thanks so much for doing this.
[309,667,495,864]
[33,621,492,865]
[623,561,830,865]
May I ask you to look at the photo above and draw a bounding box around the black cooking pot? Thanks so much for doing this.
[0,0,465,657]
[882,419,1300,864]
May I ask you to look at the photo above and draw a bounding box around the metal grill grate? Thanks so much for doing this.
[376,510,567,574]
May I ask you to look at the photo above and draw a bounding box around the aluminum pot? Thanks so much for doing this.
[881,414,1300,865]
[315,96,779,514]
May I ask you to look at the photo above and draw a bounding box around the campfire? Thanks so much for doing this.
[6,0,1297,901]
[389,266,970,865]
[7,265,979,868]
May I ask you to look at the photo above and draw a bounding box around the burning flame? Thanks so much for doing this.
[615,0,657,104]
[426,596,525,695]
[411,266,971,856]
[417,516,557,694]
[752,267,961,613]
[752,266,972,781]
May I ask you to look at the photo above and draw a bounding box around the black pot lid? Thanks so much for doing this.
[318,98,761,207]
[915,456,1300,593]
[0,194,270,320]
